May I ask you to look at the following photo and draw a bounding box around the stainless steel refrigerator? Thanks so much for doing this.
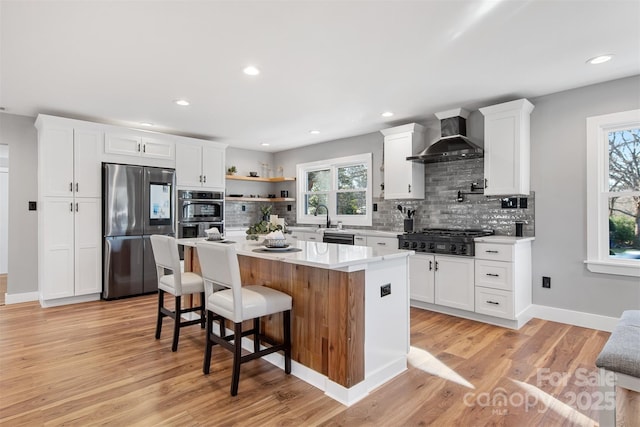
[102,163,176,299]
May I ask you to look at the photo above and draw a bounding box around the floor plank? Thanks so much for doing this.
[0,297,627,426]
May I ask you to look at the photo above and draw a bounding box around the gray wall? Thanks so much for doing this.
[529,75,640,317]
[0,113,38,295]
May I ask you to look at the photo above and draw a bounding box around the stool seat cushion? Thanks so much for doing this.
[596,310,640,378]
[208,285,292,322]
[159,272,204,296]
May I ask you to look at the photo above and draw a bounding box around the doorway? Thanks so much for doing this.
[0,144,8,305]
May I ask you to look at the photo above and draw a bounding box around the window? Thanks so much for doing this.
[296,153,372,227]
[586,109,640,277]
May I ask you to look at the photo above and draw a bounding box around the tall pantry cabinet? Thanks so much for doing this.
[36,116,102,305]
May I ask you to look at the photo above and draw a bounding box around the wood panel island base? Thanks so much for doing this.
[180,238,412,406]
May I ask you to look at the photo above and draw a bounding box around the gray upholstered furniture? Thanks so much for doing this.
[150,235,205,352]
[595,310,640,426]
[196,241,292,396]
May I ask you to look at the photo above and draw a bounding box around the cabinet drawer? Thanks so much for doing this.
[475,287,514,319]
[475,260,513,291]
[354,235,367,246]
[475,243,513,262]
[367,236,397,248]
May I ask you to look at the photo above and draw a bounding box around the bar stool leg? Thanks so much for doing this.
[172,295,182,352]
[231,322,243,396]
[203,310,214,374]
[284,310,291,374]
[200,292,206,329]
[155,289,164,339]
[253,318,260,352]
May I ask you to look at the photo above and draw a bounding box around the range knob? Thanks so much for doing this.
[411,241,418,249]
[403,241,410,248]
[460,245,467,254]
[428,242,435,250]
[419,242,426,249]
[450,244,457,253]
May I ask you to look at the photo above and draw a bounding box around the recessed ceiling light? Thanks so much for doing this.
[309,130,320,135]
[261,142,270,146]
[381,111,394,118]
[175,99,190,106]
[140,122,154,127]
[586,54,614,65]
[243,66,260,76]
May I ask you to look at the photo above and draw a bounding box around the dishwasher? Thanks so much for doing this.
[322,232,355,245]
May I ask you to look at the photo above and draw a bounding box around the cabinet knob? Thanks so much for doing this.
[75,183,79,192]
[434,261,439,271]
[486,273,499,277]
[142,144,146,153]
[203,175,207,183]
[70,202,73,212]
[486,300,499,305]
[69,182,73,192]
[75,202,79,212]
[408,184,411,193]
[429,260,433,271]
[137,143,141,152]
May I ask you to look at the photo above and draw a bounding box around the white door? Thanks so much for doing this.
[384,133,413,199]
[41,127,74,198]
[201,145,225,189]
[176,142,203,187]
[74,129,101,198]
[74,198,102,295]
[141,137,174,160]
[104,133,142,157]
[0,147,7,274]
[434,256,475,311]
[41,198,75,299]
[409,254,435,303]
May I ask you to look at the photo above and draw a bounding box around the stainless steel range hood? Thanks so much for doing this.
[407,108,483,163]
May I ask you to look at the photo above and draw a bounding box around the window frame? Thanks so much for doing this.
[296,153,372,227]
[585,109,640,277]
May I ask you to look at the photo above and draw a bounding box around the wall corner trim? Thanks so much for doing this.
[527,304,620,332]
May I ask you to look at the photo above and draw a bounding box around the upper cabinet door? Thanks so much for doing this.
[141,137,174,160]
[176,141,204,188]
[479,99,534,196]
[40,126,74,198]
[201,144,225,189]
[104,133,142,157]
[382,123,425,200]
[74,129,101,198]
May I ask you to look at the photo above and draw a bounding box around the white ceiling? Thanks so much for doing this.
[1,0,639,152]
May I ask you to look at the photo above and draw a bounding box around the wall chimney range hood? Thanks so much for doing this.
[407,108,483,163]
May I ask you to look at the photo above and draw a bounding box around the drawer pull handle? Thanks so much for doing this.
[486,300,500,305]
[429,260,433,271]
[486,250,499,253]
[486,273,500,277]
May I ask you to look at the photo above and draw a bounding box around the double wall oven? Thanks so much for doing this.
[177,190,224,253]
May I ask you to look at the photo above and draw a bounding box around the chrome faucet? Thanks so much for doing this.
[314,204,331,228]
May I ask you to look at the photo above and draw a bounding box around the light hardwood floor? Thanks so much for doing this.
[0,295,633,426]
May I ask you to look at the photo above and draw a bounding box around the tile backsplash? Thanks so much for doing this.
[225,157,534,237]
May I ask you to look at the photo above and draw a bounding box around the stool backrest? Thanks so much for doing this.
[196,242,243,322]
[149,235,183,294]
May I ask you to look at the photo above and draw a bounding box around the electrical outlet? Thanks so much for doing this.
[380,283,391,297]
[519,197,528,209]
[241,205,246,212]
[501,197,518,209]
[373,203,378,212]
[287,204,292,211]
[542,276,551,288]
[28,201,37,211]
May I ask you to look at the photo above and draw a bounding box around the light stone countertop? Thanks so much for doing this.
[474,235,536,244]
[177,237,412,270]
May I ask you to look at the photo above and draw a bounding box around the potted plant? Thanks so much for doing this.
[245,220,283,241]
[227,166,237,175]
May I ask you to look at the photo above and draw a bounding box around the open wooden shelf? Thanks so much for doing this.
[225,197,295,202]
[226,175,296,182]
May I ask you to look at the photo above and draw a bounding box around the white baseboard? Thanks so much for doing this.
[525,304,619,332]
[5,291,39,304]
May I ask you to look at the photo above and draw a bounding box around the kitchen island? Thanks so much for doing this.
[178,238,412,406]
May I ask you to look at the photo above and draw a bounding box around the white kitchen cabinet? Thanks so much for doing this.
[366,235,398,248]
[434,256,475,311]
[381,123,425,200]
[39,125,101,198]
[176,141,225,190]
[479,98,534,196]
[409,253,435,303]
[354,235,367,246]
[36,115,103,305]
[39,198,101,300]
[474,237,532,320]
[105,133,174,160]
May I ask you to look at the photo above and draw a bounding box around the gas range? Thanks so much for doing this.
[398,228,494,256]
